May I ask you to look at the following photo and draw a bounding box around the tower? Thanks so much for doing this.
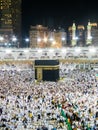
[86,21,92,45]
[0,0,21,47]
[71,22,77,46]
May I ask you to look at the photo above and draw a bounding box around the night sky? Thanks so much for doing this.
[22,0,98,37]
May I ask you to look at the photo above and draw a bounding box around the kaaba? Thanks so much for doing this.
[35,60,59,82]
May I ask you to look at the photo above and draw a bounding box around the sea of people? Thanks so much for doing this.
[0,62,98,130]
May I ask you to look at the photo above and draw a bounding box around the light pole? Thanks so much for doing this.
[25,38,29,48]
[12,36,17,47]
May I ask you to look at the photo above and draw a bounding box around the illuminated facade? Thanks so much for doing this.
[30,25,66,48]
[0,47,98,61]
[68,22,98,47]
[50,30,66,48]
[91,23,98,46]
[30,22,98,48]
[30,25,48,48]
[77,25,85,46]
[0,0,21,47]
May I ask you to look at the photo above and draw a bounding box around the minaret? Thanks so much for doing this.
[86,21,92,45]
[71,22,77,46]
